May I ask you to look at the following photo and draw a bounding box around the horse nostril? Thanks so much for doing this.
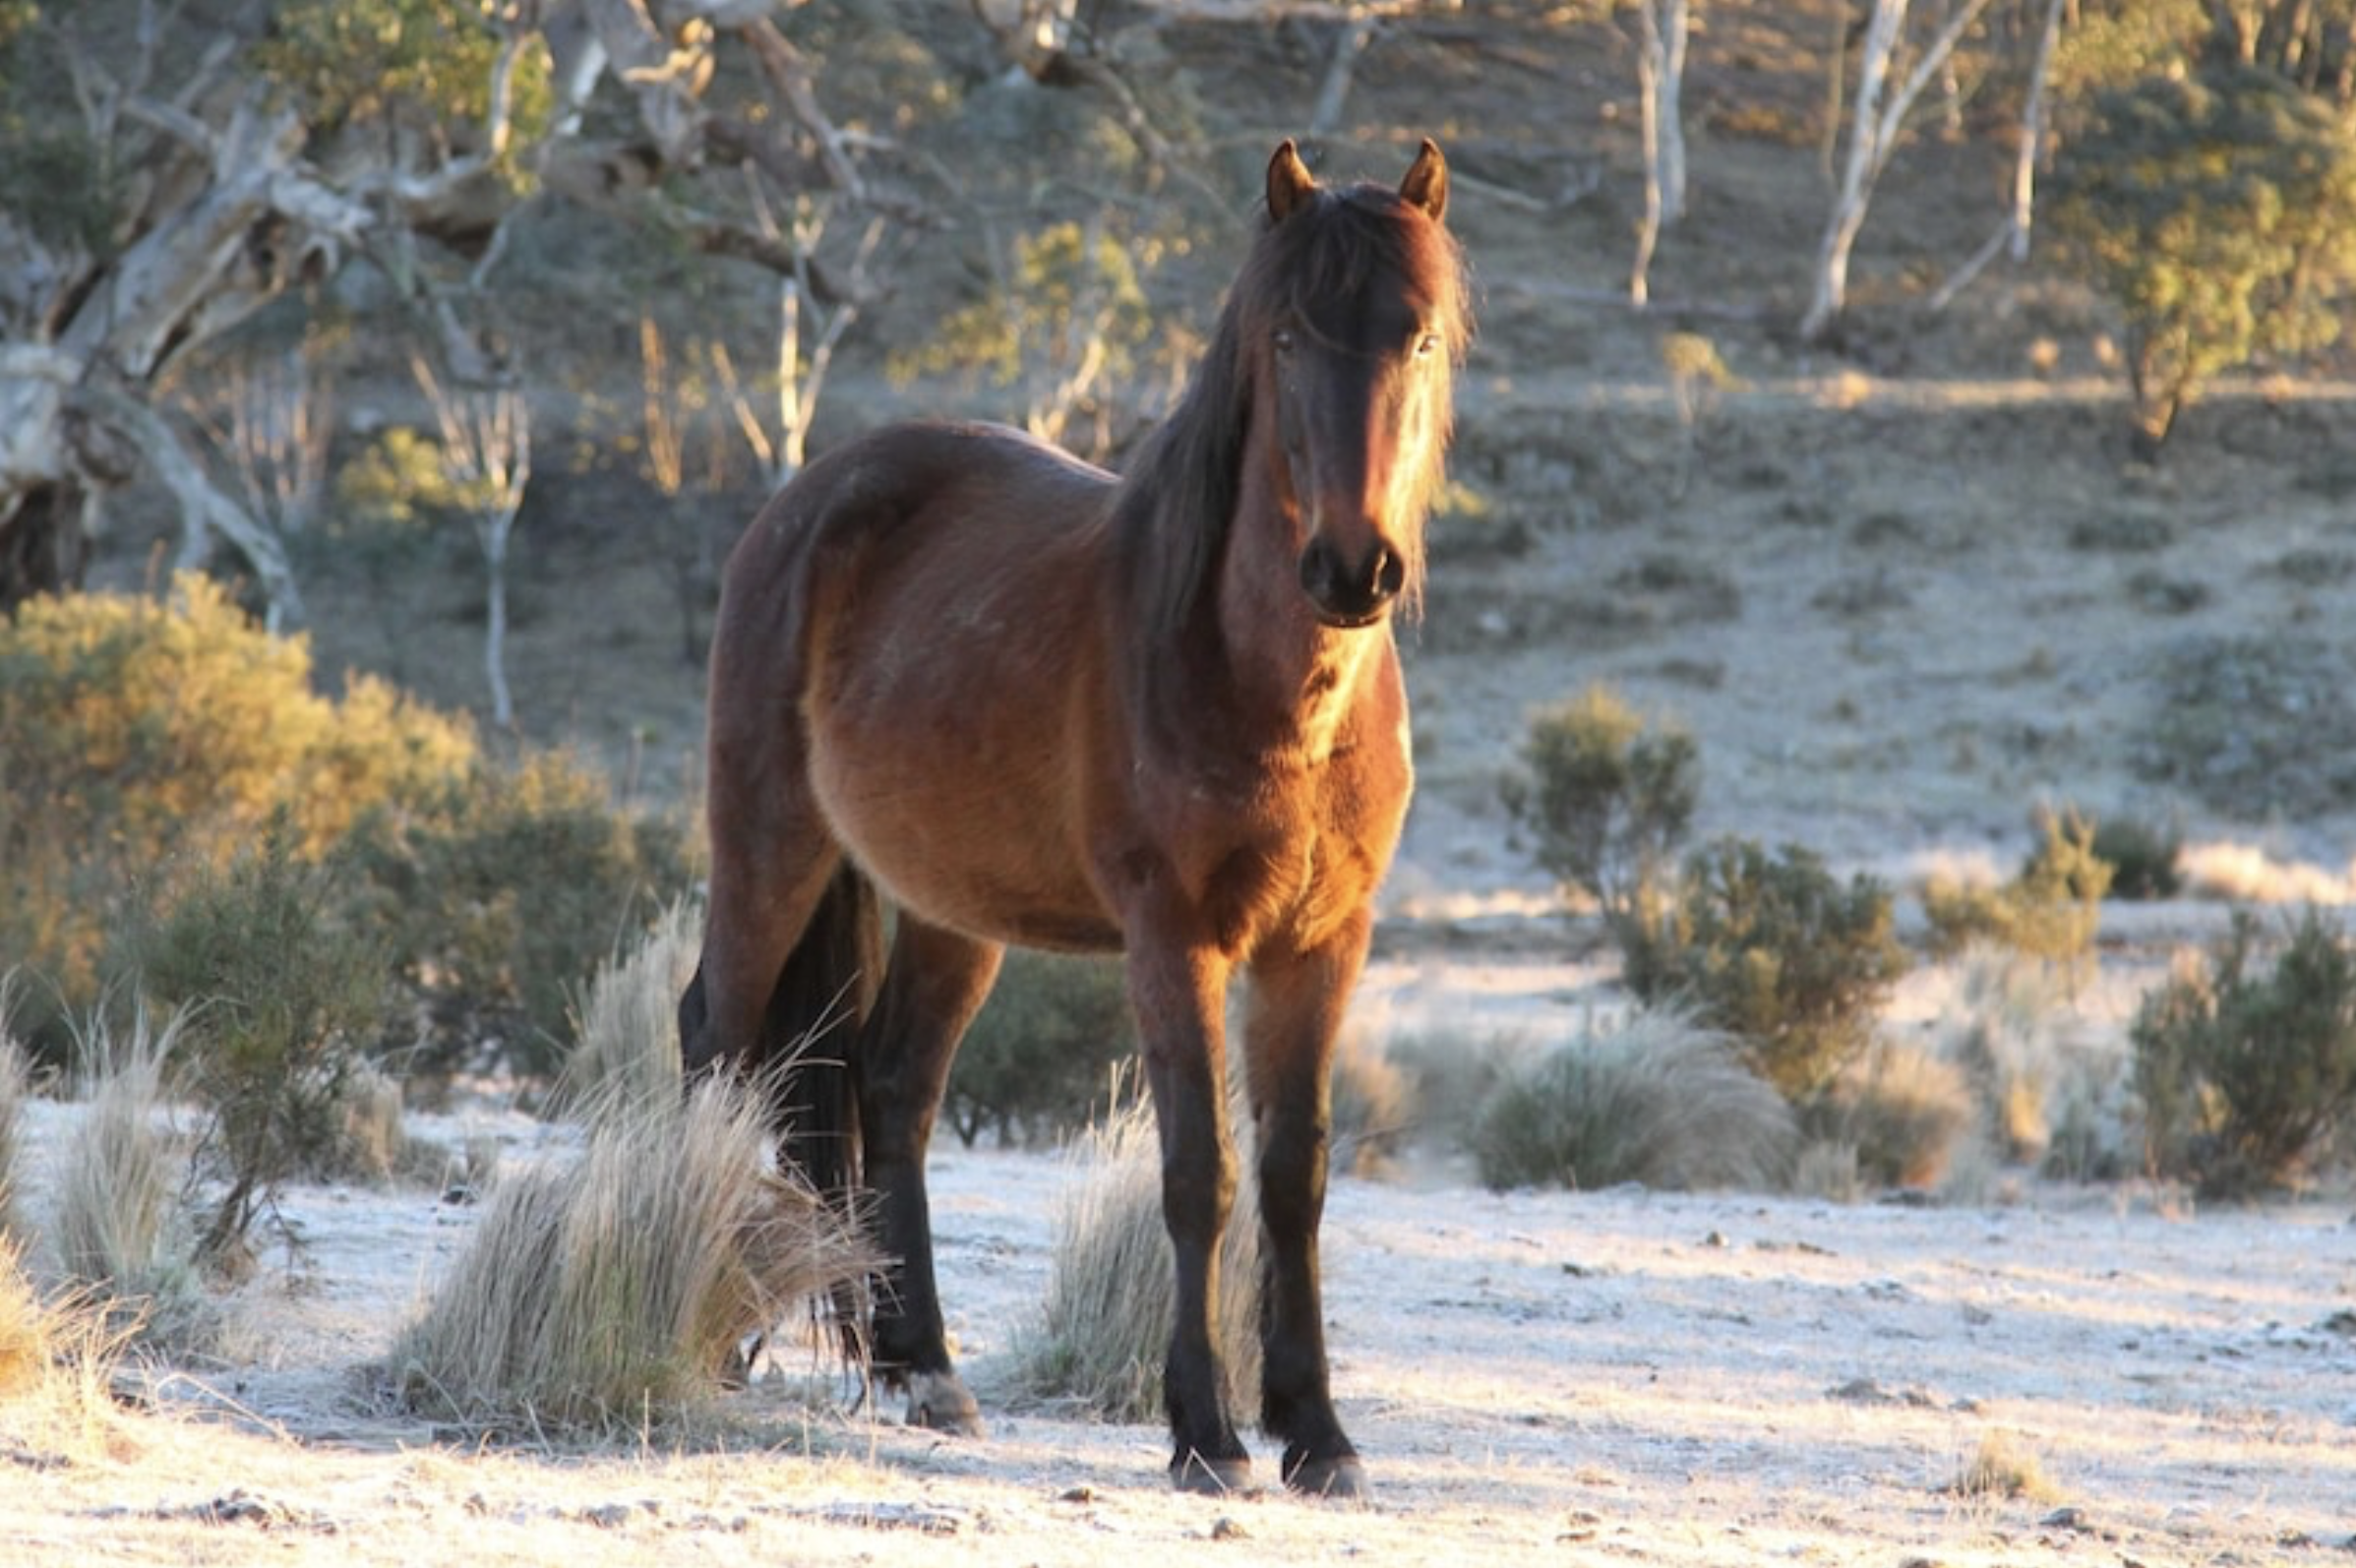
[1372,548,1404,601]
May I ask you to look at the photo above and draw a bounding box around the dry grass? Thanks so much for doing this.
[1950,1427,2064,1503]
[1007,1091,1262,1422]
[0,1236,136,1467]
[1468,1008,1797,1192]
[557,897,700,1115]
[1809,1039,1977,1192]
[47,1012,194,1316]
[394,1072,877,1432]
[0,985,30,1243]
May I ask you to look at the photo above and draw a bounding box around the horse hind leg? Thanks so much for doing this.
[853,914,1004,1435]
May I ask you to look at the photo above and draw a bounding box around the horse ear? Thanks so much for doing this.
[1267,139,1317,224]
[1399,138,1448,223]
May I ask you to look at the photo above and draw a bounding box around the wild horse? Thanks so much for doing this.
[681,138,1470,1496]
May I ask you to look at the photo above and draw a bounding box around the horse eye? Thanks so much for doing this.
[1274,329,1298,357]
[1414,332,1443,359]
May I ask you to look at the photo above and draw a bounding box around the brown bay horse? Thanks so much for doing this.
[680,138,1470,1497]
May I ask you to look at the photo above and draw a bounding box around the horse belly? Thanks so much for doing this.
[807,708,1120,953]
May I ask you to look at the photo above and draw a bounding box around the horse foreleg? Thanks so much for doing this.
[1128,943,1251,1493]
[1243,926,1370,1498]
[857,915,1003,1435]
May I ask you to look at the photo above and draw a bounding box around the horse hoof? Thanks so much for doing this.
[904,1371,986,1437]
[1171,1453,1253,1495]
[1286,1455,1370,1500]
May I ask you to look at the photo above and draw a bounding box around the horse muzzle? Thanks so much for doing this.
[1299,533,1406,629]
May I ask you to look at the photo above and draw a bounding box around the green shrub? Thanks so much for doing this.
[342,751,697,1084]
[109,820,389,1271]
[1469,1009,1794,1192]
[1920,810,2111,973]
[0,576,473,1059]
[2089,814,2183,901]
[1501,685,1699,943]
[2130,907,2356,1195]
[1628,837,1909,1103]
[943,951,1134,1148]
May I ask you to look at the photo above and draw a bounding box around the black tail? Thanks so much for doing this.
[679,863,884,1196]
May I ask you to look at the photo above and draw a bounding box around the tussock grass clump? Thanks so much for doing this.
[1009,1093,1261,1421]
[1806,1041,1976,1192]
[49,1014,189,1301]
[1469,1009,1796,1192]
[1949,1428,2063,1502]
[556,897,700,1115]
[395,1075,877,1431]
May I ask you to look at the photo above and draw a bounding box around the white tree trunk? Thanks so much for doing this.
[1799,0,1998,341]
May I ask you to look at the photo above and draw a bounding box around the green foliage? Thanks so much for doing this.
[0,8,120,255]
[1920,810,2111,971]
[256,0,552,156]
[944,952,1134,1148]
[892,218,1174,451]
[0,577,474,1052]
[1468,1010,1794,1192]
[1627,838,1909,1103]
[2047,65,2356,452]
[1502,686,1700,944]
[2131,907,2356,1195]
[341,752,698,1084]
[2089,813,2184,901]
[111,821,389,1270]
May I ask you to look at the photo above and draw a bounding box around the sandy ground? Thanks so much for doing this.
[4,1086,2352,1567]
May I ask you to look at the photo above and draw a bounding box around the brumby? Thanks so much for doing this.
[682,137,1470,1497]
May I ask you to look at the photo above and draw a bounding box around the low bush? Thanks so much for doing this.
[944,951,1135,1148]
[109,821,389,1270]
[1920,810,2110,974]
[341,750,698,1084]
[2089,813,2184,901]
[1468,1009,1795,1192]
[0,575,471,1061]
[1627,837,1909,1103]
[1327,1027,1414,1177]
[2131,907,2356,1195]
[1500,685,1698,942]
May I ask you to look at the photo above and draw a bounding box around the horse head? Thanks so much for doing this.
[1258,138,1465,631]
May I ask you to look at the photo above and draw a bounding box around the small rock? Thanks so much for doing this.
[1210,1517,1249,1540]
